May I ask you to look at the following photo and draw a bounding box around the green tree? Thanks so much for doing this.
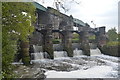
[107,27,118,41]
[2,2,36,78]
[72,33,79,39]
[118,33,120,42]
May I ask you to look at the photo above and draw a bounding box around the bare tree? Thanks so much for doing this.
[37,0,81,12]
[53,0,81,12]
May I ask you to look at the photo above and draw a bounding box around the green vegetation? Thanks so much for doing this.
[106,27,119,46]
[101,45,118,57]
[52,33,81,43]
[107,27,118,41]
[118,34,120,41]
[106,41,120,46]
[72,33,79,39]
[52,39,61,44]
[89,35,95,40]
[100,27,119,57]
[2,2,36,78]
[72,38,79,43]
[72,33,79,43]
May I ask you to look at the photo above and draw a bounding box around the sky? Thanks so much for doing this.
[34,0,119,32]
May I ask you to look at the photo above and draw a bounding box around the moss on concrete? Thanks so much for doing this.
[20,41,30,65]
[64,46,73,57]
[22,57,30,66]
[82,43,90,56]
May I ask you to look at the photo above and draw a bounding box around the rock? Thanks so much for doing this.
[13,65,46,78]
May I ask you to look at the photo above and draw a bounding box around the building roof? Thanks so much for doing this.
[33,2,47,12]
[73,18,86,27]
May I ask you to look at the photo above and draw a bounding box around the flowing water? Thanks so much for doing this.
[23,45,119,78]
[31,45,49,60]
[33,45,42,53]
[90,48,102,56]
[73,48,83,57]
[31,44,102,60]
[31,52,44,60]
[54,51,68,58]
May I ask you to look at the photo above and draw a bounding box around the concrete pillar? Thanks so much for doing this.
[76,33,82,49]
[78,32,82,43]
[62,31,73,57]
[42,24,54,59]
[81,31,90,56]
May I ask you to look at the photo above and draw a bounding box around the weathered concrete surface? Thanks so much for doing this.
[29,31,43,46]
[80,31,90,56]
[42,24,54,59]
[62,31,73,57]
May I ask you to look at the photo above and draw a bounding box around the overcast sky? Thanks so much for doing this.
[35,0,119,32]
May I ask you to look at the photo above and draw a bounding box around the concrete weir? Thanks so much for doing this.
[28,2,107,59]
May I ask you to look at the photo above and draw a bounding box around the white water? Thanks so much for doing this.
[54,51,68,58]
[45,66,115,78]
[32,47,102,60]
[33,45,42,53]
[73,48,83,57]
[90,48,102,56]
[31,52,44,60]
[32,44,102,60]
[45,54,119,78]
[32,45,50,60]
[73,48,101,57]
[30,46,119,78]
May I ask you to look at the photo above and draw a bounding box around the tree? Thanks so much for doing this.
[107,27,118,41]
[41,0,81,12]
[54,0,81,12]
[2,2,36,78]
[118,33,120,42]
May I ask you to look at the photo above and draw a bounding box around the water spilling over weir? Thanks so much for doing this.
[31,52,44,60]
[31,45,102,60]
[90,48,102,56]
[54,51,68,58]
[73,48,83,57]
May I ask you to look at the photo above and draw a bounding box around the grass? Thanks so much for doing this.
[72,38,79,43]
[106,41,120,46]
[52,38,80,44]
[52,39,61,44]
[89,35,95,40]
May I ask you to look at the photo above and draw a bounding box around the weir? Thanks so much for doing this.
[27,2,107,60]
[73,48,83,57]
[31,47,102,60]
[54,51,68,58]
[31,52,44,60]
[90,48,102,56]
